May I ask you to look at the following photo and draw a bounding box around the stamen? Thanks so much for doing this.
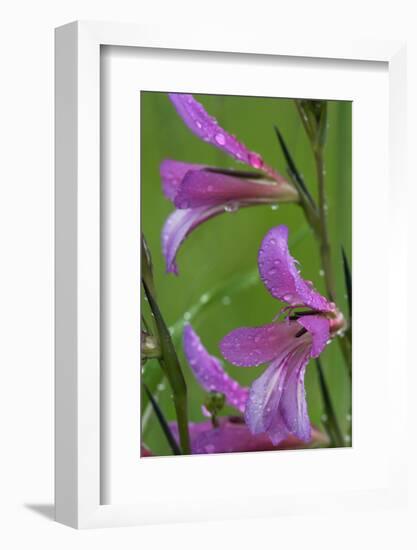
[289,310,320,320]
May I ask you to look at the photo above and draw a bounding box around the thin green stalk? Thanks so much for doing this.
[316,358,344,447]
[315,148,337,304]
[143,384,181,455]
[315,148,352,380]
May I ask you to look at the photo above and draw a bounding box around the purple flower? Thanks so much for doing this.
[174,323,328,454]
[161,94,299,274]
[220,225,345,446]
[170,416,328,455]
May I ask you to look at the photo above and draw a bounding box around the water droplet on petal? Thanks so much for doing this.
[215,133,226,145]
[196,121,202,129]
[224,202,238,213]
[248,152,263,169]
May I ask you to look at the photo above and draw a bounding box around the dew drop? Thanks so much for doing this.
[319,269,325,277]
[269,238,276,245]
[196,121,202,129]
[268,268,277,275]
[248,152,263,169]
[200,293,209,304]
[270,204,280,211]
[157,383,166,391]
[224,202,238,213]
[215,133,226,145]
[183,311,191,321]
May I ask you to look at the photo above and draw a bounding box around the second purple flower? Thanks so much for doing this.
[220,225,345,445]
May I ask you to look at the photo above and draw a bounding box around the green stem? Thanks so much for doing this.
[315,149,337,303]
[315,148,352,382]
[316,358,344,447]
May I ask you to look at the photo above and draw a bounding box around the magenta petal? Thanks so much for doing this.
[174,169,284,209]
[162,205,223,274]
[169,93,277,176]
[160,159,205,201]
[279,345,312,442]
[169,417,327,454]
[244,355,291,444]
[183,324,249,413]
[258,225,333,312]
[191,418,278,454]
[297,315,330,358]
[220,322,299,367]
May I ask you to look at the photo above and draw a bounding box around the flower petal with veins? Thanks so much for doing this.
[160,159,204,201]
[174,169,296,209]
[258,225,334,312]
[161,205,224,274]
[296,314,330,358]
[183,324,248,413]
[220,322,300,367]
[169,417,328,454]
[169,93,283,181]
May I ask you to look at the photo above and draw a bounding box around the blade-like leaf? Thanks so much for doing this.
[273,125,316,208]
[141,234,156,298]
[142,278,191,454]
[316,358,344,447]
[143,384,181,455]
[341,245,352,320]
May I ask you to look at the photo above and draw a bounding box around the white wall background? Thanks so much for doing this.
[0,1,416,548]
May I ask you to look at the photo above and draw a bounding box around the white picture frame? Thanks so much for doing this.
[55,21,407,529]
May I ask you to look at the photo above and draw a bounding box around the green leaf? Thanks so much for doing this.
[142,278,191,454]
[143,384,181,455]
[316,358,344,447]
[273,125,316,208]
[341,245,352,320]
[141,234,156,298]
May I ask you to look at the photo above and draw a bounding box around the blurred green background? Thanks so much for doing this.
[141,92,351,455]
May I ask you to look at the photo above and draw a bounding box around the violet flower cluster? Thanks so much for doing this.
[143,93,347,456]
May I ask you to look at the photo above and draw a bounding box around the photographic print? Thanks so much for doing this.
[141,92,351,457]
